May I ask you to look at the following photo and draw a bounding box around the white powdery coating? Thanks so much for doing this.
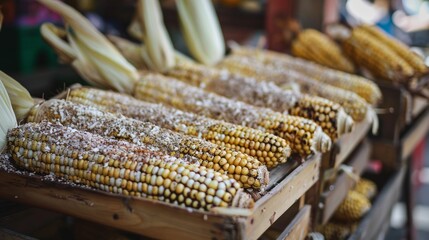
[168,62,299,112]
[208,70,298,112]
[230,47,381,103]
[69,88,222,135]
[136,73,282,130]
[9,121,185,166]
[31,99,229,164]
[218,54,368,119]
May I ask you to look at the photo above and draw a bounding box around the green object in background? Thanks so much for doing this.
[0,26,59,74]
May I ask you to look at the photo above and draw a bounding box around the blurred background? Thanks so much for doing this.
[0,0,428,98]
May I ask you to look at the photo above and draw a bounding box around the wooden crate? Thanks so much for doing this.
[372,107,429,168]
[260,204,311,240]
[374,81,428,143]
[0,154,320,240]
[348,166,406,240]
[317,140,371,225]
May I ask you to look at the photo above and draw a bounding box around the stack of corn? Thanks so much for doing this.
[292,29,355,73]
[163,0,379,130]
[228,46,382,106]
[163,58,354,140]
[117,0,353,140]
[343,25,428,82]
[0,79,254,211]
[2,72,271,190]
[218,53,370,122]
[39,1,332,158]
[134,73,332,156]
[318,178,377,240]
[68,87,292,168]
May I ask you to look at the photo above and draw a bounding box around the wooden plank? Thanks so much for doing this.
[333,116,371,169]
[322,107,372,170]
[238,155,320,239]
[401,108,429,160]
[348,167,405,240]
[411,97,428,120]
[277,205,311,240]
[319,140,371,224]
[0,170,232,240]
[372,83,406,142]
[0,154,320,240]
[371,140,399,169]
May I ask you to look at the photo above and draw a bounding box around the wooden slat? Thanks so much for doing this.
[372,107,429,169]
[348,167,406,240]
[411,97,428,120]
[319,140,371,224]
[278,205,311,240]
[401,108,429,160]
[322,108,372,170]
[0,154,320,240]
[238,156,320,239]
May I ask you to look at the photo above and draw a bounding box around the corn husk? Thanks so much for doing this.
[0,72,34,121]
[0,79,17,152]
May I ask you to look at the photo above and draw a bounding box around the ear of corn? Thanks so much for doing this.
[354,178,377,200]
[7,121,253,210]
[218,54,369,122]
[136,0,175,72]
[134,72,332,156]
[229,46,382,105]
[67,87,292,168]
[343,28,415,82]
[292,29,355,73]
[0,80,18,152]
[332,190,371,222]
[359,25,427,76]
[27,99,268,190]
[166,60,353,140]
[176,0,225,65]
[317,222,356,240]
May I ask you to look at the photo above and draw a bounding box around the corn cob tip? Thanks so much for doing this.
[231,188,255,208]
[312,128,332,153]
[337,109,354,137]
[368,107,379,135]
[258,165,270,190]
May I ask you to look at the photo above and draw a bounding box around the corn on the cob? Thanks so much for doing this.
[165,60,353,140]
[7,121,253,210]
[354,178,377,200]
[229,46,382,105]
[343,28,415,82]
[317,222,357,240]
[292,29,355,73]
[218,54,369,122]
[67,87,291,168]
[359,25,427,76]
[134,72,331,156]
[26,99,268,189]
[332,190,371,222]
